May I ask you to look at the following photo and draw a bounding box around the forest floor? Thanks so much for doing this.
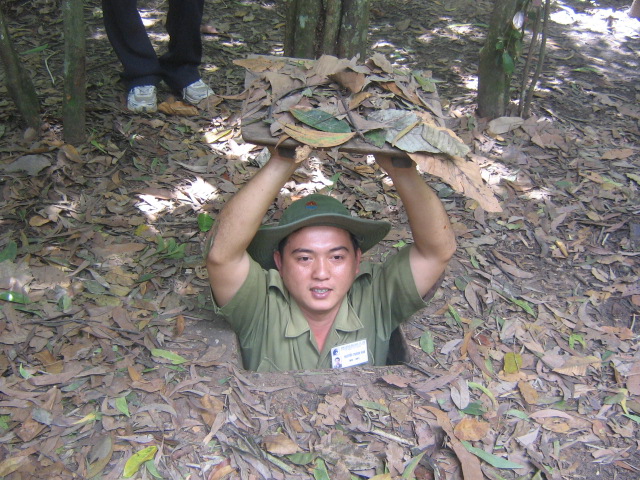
[0,0,639,479]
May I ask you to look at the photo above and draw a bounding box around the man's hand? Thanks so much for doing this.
[269,145,312,164]
[375,154,414,176]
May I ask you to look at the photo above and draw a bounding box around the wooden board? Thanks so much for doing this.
[240,55,411,159]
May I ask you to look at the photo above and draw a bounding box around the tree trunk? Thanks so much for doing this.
[0,7,41,130]
[62,0,86,144]
[477,0,523,119]
[284,0,370,59]
[630,0,640,19]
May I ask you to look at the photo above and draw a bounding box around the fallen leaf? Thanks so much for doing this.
[601,148,633,160]
[553,355,601,376]
[454,417,490,441]
[518,381,539,405]
[409,152,502,212]
[158,99,199,116]
[421,406,484,480]
[0,455,29,477]
[262,433,300,455]
[1,154,51,176]
[504,352,523,374]
[123,446,157,478]
[380,374,412,388]
[487,116,524,135]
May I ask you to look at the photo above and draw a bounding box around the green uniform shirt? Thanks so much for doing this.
[213,246,428,372]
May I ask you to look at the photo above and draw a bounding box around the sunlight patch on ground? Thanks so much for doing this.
[135,177,218,220]
[139,9,161,28]
[461,75,478,91]
[181,177,218,205]
[481,155,551,202]
[552,2,640,69]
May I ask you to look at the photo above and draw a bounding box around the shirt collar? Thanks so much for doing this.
[283,295,364,338]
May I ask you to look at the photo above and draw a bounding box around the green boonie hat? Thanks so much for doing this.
[247,194,391,270]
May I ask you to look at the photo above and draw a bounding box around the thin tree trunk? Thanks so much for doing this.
[285,0,323,59]
[284,0,370,59]
[321,0,342,56]
[337,0,369,59]
[477,0,522,119]
[0,7,41,130]
[62,0,86,144]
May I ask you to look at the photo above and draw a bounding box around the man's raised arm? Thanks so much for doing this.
[376,156,457,297]
[206,151,298,306]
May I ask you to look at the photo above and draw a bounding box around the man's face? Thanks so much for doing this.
[274,226,361,323]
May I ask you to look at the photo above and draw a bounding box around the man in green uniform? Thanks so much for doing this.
[206,149,456,372]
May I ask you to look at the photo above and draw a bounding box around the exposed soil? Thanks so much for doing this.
[0,0,639,479]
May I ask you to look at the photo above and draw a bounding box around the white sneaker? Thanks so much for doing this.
[182,79,214,104]
[127,85,157,113]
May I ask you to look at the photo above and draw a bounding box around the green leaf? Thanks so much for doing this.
[283,123,355,148]
[151,349,187,365]
[503,352,522,374]
[144,460,163,479]
[412,71,436,93]
[402,450,426,478]
[469,382,498,409]
[569,333,586,349]
[163,243,185,260]
[393,240,407,249]
[356,400,389,413]
[123,446,157,478]
[91,140,108,154]
[0,415,10,431]
[508,296,536,318]
[290,108,352,133]
[116,397,130,417]
[603,392,625,406]
[454,276,468,291]
[502,51,515,74]
[197,213,214,232]
[448,305,463,327]
[20,44,49,55]
[286,452,316,465]
[19,364,33,379]
[461,441,525,469]
[364,129,386,148]
[0,241,17,262]
[505,409,530,421]
[572,66,600,73]
[419,331,435,355]
[313,458,331,480]
[58,295,72,311]
[0,291,31,304]
[137,273,156,283]
[461,401,486,416]
[623,413,640,424]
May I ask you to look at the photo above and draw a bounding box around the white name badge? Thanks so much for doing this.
[331,339,368,369]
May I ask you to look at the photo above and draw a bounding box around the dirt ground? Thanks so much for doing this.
[0,0,639,479]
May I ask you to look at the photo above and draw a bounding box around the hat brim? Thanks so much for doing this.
[247,213,391,270]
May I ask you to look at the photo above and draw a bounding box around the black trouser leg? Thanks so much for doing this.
[102,0,161,90]
[159,0,205,91]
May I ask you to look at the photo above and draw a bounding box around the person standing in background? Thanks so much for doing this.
[102,0,214,113]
